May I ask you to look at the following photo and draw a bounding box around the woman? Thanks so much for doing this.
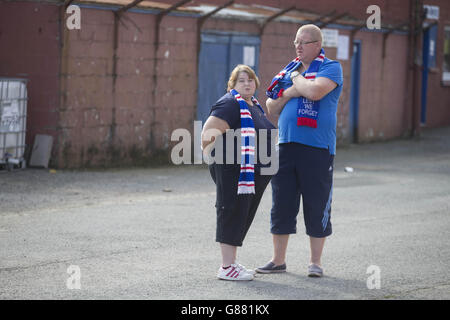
[201,65,276,281]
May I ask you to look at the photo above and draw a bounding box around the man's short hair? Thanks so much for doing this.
[297,24,323,43]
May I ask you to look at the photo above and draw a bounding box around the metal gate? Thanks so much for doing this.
[196,32,261,124]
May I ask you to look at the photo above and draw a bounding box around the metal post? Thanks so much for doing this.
[259,6,296,36]
[64,0,75,10]
[411,0,424,137]
[193,0,234,133]
[150,0,192,148]
[110,0,146,146]
[306,10,336,25]
[196,0,235,59]
[116,0,145,15]
[317,13,348,28]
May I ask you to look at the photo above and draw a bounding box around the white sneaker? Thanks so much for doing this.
[217,264,254,281]
[236,263,256,275]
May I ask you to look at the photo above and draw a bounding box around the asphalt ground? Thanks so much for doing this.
[0,126,449,300]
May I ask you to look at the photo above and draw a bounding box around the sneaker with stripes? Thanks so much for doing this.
[236,263,256,275]
[217,263,254,281]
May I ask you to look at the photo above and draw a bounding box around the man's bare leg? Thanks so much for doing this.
[310,236,326,266]
[272,234,290,265]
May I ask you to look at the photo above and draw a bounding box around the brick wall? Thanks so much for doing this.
[59,9,198,168]
[0,1,60,155]
[2,1,449,168]
[356,31,410,142]
[59,8,115,168]
[154,15,198,151]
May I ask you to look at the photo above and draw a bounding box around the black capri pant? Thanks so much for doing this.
[209,163,272,247]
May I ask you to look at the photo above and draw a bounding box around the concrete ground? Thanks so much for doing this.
[0,126,449,300]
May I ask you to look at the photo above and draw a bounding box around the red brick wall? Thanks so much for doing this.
[59,9,198,168]
[356,31,410,142]
[59,8,115,168]
[0,1,60,156]
[154,15,198,151]
[2,1,449,168]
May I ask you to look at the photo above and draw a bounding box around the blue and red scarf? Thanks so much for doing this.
[230,89,265,195]
[266,49,326,128]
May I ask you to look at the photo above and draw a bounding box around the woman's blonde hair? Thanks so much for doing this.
[227,64,260,91]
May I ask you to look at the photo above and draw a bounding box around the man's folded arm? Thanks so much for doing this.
[266,85,301,116]
[292,76,338,101]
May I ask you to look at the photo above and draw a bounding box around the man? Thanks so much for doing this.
[256,24,343,277]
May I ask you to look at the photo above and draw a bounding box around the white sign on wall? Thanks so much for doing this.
[443,72,450,82]
[423,5,439,20]
[243,46,255,67]
[322,29,339,48]
[337,35,349,60]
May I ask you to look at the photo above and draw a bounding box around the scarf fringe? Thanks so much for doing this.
[238,186,256,194]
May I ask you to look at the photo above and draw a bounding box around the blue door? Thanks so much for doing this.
[349,41,361,143]
[197,32,260,124]
[421,24,438,124]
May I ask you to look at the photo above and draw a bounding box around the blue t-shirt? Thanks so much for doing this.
[278,57,343,154]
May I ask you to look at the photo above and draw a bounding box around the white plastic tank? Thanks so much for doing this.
[0,78,28,169]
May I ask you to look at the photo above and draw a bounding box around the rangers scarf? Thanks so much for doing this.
[266,49,326,129]
[230,89,265,194]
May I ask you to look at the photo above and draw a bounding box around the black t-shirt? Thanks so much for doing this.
[209,92,276,170]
